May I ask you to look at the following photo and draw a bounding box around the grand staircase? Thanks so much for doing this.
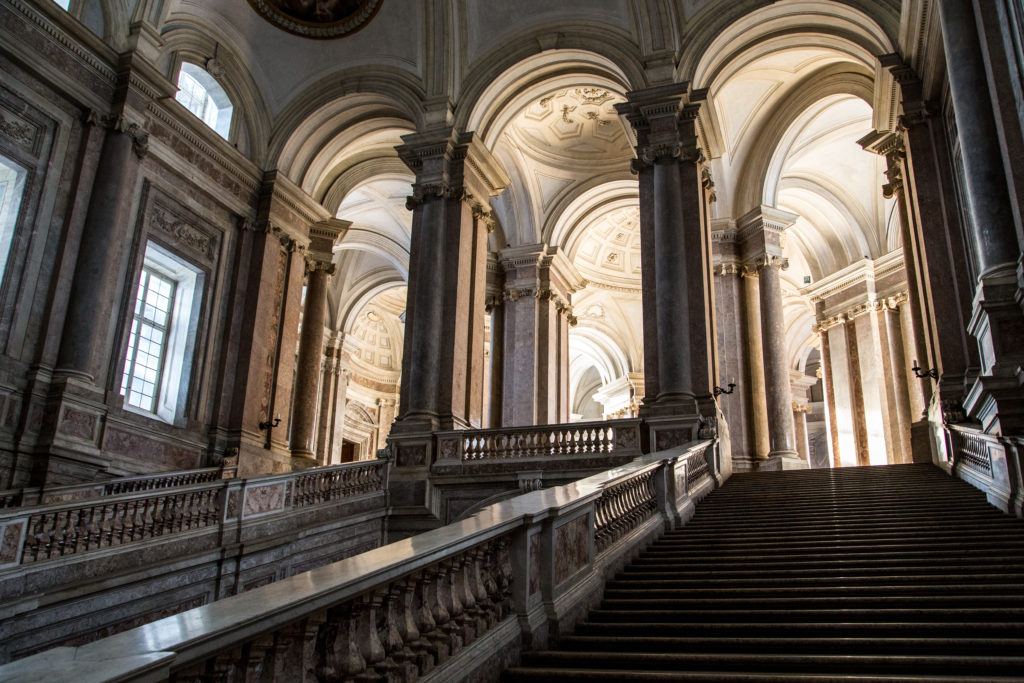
[503,463,1024,681]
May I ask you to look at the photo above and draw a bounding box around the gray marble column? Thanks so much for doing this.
[57,116,148,384]
[499,245,579,427]
[938,0,1024,434]
[394,129,509,432]
[617,84,714,417]
[290,259,334,462]
[757,257,798,459]
[938,0,1021,277]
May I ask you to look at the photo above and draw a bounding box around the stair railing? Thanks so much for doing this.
[0,464,232,510]
[943,422,1023,515]
[0,439,719,683]
[0,459,388,569]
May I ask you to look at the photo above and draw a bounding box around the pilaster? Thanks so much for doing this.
[498,244,580,427]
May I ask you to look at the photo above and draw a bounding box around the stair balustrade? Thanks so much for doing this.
[0,459,387,568]
[0,464,230,510]
[942,422,1023,516]
[0,440,718,682]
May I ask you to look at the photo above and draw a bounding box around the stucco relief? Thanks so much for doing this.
[243,483,287,517]
[59,406,97,442]
[0,521,25,564]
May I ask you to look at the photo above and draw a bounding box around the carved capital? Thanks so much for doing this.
[107,114,150,159]
[406,181,466,210]
[504,287,534,302]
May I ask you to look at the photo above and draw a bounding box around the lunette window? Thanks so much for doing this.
[174,62,232,139]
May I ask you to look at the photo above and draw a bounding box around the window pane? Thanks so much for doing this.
[121,266,176,413]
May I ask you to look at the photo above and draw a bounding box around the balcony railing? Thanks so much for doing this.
[438,418,643,462]
[0,439,718,683]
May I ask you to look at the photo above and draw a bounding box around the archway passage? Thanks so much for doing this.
[693,2,915,471]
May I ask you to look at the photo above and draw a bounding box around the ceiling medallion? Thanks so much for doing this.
[247,0,383,39]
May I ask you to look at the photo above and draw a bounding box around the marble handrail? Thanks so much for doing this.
[0,440,716,682]
[0,460,389,568]
[446,417,644,461]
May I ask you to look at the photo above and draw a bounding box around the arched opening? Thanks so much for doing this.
[695,2,911,470]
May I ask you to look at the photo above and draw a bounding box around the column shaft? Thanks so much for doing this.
[743,271,770,459]
[757,260,797,456]
[938,0,1020,275]
[58,124,142,384]
[290,262,331,460]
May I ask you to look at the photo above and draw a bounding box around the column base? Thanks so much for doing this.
[762,451,807,470]
[290,453,318,470]
[639,393,699,419]
[910,419,934,464]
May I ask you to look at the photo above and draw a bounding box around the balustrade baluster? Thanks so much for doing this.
[317,601,366,680]
[448,556,475,646]
[375,585,416,682]
[269,613,325,683]
[436,561,463,654]
[417,567,450,665]
[241,634,273,683]
[352,593,386,680]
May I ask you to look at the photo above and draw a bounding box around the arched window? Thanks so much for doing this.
[52,0,71,9]
[174,62,233,139]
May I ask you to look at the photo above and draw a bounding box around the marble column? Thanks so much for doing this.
[616,84,715,417]
[712,221,756,469]
[739,206,800,466]
[315,338,342,465]
[217,173,334,477]
[758,257,798,460]
[290,257,335,464]
[792,403,811,466]
[376,398,397,452]
[742,269,771,460]
[394,129,509,433]
[880,58,980,421]
[938,0,1024,433]
[485,253,504,427]
[499,245,579,427]
[817,325,842,469]
[861,132,932,419]
[57,114,148,385]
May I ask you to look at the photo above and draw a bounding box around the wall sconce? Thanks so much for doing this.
[713,383,736,397]
[911,360,939,380]
[259,414,282,430]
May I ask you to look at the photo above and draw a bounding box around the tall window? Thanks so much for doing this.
[0,155,27,285]
[121,243,202,424]
[175,62,232,139]
[52,0,71,9]
[122,267,176,413]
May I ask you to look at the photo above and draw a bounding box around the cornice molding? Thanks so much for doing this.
[802,249,906,304]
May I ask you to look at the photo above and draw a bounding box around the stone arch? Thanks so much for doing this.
[269,73,424,178]
[461,47,638,149]
[682,0,897,86]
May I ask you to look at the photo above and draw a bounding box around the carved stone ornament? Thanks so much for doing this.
[247,0,382,39]
[150,206,216,261]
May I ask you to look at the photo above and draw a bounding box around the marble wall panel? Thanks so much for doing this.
[554,514,590,585]
[242,482,286,517]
